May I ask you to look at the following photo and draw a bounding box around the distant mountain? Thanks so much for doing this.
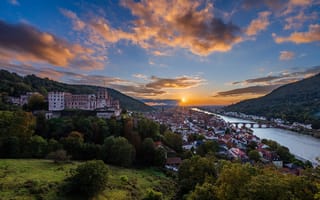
[0,70,153,112]
[225,73,320,128]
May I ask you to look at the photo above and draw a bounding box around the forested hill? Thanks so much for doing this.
[225,73,320,128]
[0,70,153,112]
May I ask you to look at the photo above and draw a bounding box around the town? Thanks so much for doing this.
[146,107,310,173]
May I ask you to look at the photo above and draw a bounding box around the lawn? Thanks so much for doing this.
[0,159,177,200]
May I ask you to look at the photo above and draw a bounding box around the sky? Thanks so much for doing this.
[0,0,320,106]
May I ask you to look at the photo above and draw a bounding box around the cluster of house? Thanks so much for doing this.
[147,107,303,174]
[8,89,121,119]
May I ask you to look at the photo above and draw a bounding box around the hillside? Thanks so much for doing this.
[0,70,153,112]
[0,159,176,200]
[225,73,320,128]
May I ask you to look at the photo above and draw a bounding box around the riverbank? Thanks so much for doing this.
[220,112,320,139]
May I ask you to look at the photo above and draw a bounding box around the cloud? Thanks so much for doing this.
[242,0,287,10]
[146,76,205,89]
[279,51,295,60]
[246,11,271,36]
[232,75,281,85]
[215,85,280,97]
[232,65,320,86]
[243,0,313,15]
[0,20,103,70]
[133,73,148,80]
[223,66,320,97]
[8,0,19,6]
[284,11,318,30]
[141,99,179,106]
[274,24,320,43]
[60,8,85,30]
[69,0,242,56]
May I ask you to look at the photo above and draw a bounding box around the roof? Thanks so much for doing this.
[166,157,182,165]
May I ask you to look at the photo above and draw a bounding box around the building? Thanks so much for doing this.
[48,89,121,114]
[65,94,96,110]
[48,92,69,111]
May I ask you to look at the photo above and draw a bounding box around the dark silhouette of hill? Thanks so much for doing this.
[0,69,153,112]
[225,73,320,129]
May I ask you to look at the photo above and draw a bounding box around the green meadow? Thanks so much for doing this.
[0,159,176,200]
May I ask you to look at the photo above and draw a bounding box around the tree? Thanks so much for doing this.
[67,160,109,197]
[30,135,48,158]
[196,140,219,157]
[47,149,70,163]
[178,156,217,195]
[142,138,155,165]
[0,136,20,158]
[35,113,48,138]
[214,162,257,200]
[0,110,35,140]
[163,130,182,153]
[102,136,135,167]
[27,93,46,111]
[154,147,166,167]
[248,150,261,162]
[187,182,216,200]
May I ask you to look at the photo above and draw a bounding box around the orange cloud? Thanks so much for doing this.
[72,0,242,56]
[246,11,271,36]
[0,20,103,70]
[274,24,320,43]
[146,76,205,89]
[284,11,318,30]
[279,51,295,60]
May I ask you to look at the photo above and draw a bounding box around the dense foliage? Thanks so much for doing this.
[179,157,320,200]
[0,110,176,168]
[225,73,320,129]
[66,160,109,197]
[0,69,153,112]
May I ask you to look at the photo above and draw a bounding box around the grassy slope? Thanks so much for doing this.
[0,159,176,200]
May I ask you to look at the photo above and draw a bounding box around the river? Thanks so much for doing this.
[193,108,320,165]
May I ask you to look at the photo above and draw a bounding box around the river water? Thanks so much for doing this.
[193,108,320,165]
[220,115,320,165]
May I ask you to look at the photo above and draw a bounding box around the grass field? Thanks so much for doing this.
[0,159,177,200]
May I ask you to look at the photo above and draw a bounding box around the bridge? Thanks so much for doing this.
[228,122,272,128]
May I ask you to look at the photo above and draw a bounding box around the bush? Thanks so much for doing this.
[120,175,129,183]
[47,149,70,163]
[143,188,163,200]
[66,160,109,197]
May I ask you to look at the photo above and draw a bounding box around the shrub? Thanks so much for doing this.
[120,175,129,183]
[66,160,109,197]
[47,149,70,163]
[143,188,163,200]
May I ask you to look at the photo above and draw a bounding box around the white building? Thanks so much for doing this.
[48,92,68,111]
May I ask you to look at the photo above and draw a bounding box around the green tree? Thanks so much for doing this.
[142,137,155,165]
[163,130,182,153]
[196,140,219,157]
[102,136,135,167]
[248,150,261,162]
[67,160,109,197]
[0,110,35,140]
[0,136,20,158]
[214,162,257,200]
[187,182,216,200]
[178,156,217,194]
[154,147,166,167]
[30,135,48,158]
[27,93,46,111]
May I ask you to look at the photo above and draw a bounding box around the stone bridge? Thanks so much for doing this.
[228,122,272,128]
